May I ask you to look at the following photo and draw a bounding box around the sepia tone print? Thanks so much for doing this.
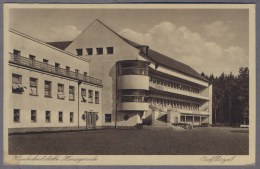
[3,4,255,166]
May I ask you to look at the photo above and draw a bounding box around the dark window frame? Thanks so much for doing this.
[46,111,51,123]
[44,80,52,97]
[13,109,20,123]
[31,110,37,123]
[58,111,63,123]
[29,77,38,96]
[96,47,103,55]
[86,48,93,55]
[107,47,114,54]
[70,112,74,123]
[105,114,111,123]
[76,48,83,56]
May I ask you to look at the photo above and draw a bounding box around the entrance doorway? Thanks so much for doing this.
[85,111,96,129]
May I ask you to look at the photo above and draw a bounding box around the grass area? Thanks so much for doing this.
[9,127,248,155]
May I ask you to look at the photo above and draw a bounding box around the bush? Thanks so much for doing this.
[134,123,143,130]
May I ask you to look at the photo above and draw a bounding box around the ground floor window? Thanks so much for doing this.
[70,112,74,123]
[180,116,185,122]
[13,109,20,123]
[46,111,51,123]
[105,114,111,123]
[31,110,37,123]
[59,111,63,123]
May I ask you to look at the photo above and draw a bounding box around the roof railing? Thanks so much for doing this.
[9,53,102,86]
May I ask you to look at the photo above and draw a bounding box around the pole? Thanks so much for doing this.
[115,63,118,130]
[78,80,81,130]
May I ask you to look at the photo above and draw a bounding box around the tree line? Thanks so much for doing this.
[201,67,249,126]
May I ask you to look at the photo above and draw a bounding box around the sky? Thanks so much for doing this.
[9,8,249,76]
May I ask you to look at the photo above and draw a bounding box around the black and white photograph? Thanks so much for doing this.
[3,3,255,166]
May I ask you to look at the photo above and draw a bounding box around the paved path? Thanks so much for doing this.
[9,127,249,155]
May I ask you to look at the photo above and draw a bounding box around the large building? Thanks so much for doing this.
[7,19,212,133]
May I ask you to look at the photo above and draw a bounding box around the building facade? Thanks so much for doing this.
[8,29,103,133]
[7,19,212,133]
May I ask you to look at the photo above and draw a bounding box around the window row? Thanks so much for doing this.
[76,47,114,56]
[12,49,88,77]
[149,97,200,110]
[150,75,200,94]
[81,88,100,103]
[12,74,100,104]
[117,61,149,76]
[118,89,149,103]
[13,109,74,123]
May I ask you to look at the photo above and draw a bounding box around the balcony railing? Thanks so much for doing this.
[149,103,209,115]
[9,53,102,86]
[149,81,208,100]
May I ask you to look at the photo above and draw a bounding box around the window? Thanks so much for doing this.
[105,114,111,123]
[55,63,60,73]
[29,77,38,96]
[43,59,48,64]
[44,81,52,97]
[81,88,87,102]
[12,74,22,84]
[57,83,65,99]
[13,49,21,62]
[12,74,23,94]
[86,48,93,55]
[75,69,79,78]
[59,111,63,123]
[76,49,83,56]
[13,49,21,56]
[95,91,99,104]
[107,47,114,54]
[43,59,48,70]
[31,110,37,123]
[83,72,87,80]
[29,55,36,67]
[88,90,93,103]
[117,61,149,76]
[46,111,51,123]
[69,86,75,100]
[96,48,103,55]
[66,66,70,76]
[70,112,73,123]
[13,109,20,123]
[118,89,148,103]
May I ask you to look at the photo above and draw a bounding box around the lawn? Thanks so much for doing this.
[8,127,249,155]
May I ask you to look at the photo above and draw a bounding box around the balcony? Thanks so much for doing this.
[9,53,102,86]
[149,82,208,100]
[149,104,209,115]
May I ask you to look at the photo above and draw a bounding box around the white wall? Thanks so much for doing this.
[65,20,141,126]
[8,30,103,130]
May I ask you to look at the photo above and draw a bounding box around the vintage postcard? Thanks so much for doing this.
[3,3,256,166]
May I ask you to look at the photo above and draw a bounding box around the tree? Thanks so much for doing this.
[203,67,249,126]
